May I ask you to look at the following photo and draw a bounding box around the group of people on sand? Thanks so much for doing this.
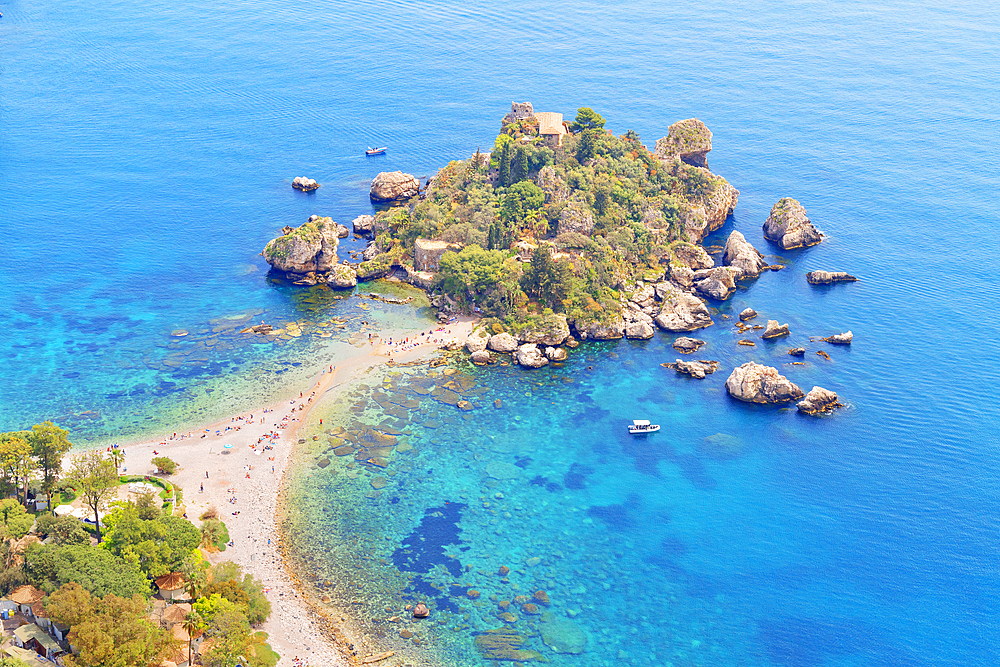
[292,657,311,667]
[375,327,454,356]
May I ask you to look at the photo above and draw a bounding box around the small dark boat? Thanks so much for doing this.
[366,146,387,156]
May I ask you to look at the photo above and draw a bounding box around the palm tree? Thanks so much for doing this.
[109,448,125,476]
[182,610,204,663]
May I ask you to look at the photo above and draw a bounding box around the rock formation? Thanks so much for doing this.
[370,171,420,202]
[624,321,655,340]
[487,333,518,353]
[544,346,568,361]
[760,320,790,339]
[797,386,842,414]
[665,359,719,379]
[471,350,491,365]
[515,344,549,368]
[336,224,350,238]
[654,119,713,168]
[725,362,805,404]
[763,198,822,249]
[353,215,376,236]
[807,271,858,285]
[557,200,595,236]
[263,218,347,285]
[292,176,319,192]
[692,267,738,300]
[787,347,806,356]
[327,264,358,288]
[518,314,570,346]
[739,308,758,321]
[465,329,490,354]
[672,337,706,353]
[822,331,853,345]
[575,317,625,340]
[722,230,768,279]
[654,283,713,331]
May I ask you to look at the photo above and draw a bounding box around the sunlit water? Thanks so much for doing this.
[3,0,999,664]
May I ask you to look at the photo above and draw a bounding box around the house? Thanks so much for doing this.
[13,623,62,660]
[30,600,52,631]
[3,645,50,667]
[161,602,192,627]
[534,112,570,147]
[9,585,45,618]
[154,572,189,601]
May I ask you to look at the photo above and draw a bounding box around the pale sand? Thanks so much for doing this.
[115,316,476,666]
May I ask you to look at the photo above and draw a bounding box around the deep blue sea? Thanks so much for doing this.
[3,0,1000,665]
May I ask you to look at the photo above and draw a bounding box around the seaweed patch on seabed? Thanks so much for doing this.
[392,502,470,612]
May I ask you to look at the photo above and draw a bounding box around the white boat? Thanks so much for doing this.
[628,419,660,434]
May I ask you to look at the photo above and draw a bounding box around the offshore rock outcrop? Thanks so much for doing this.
[760,320,790,339]
[692,267,738,301]
[292,176,319,191]
[725,362,804,404]
[665,359,719,379]
[822,331,853,345]
[262,217,359,286]
[797,386,843,414]
[763,198,822,249]
[723,230,768,279]
[370,171,420,202]
[807,270,858,285]
[515,344,549,368]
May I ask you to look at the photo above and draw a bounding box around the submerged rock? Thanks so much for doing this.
[470,350,491,365]
[797,386,843,414]
[760,320,790,339]
[807,270,857,285]
[725,362,804,404]
[698,433,745,460]
[672,336,706,353]
[723,230,768,279]
[540,615,588,654]
[413,602,430,618]
[763,198,822,249]
[370,171,419,202]
[822,331,853,345]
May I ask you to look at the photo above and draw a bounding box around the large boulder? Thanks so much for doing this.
[665,359,719,379]
[488,333,518,353]
[327,264,358,288]
[760,320,790,339]
[516,344,549,368]
[336,224,350,238]
[797,386,842,414]
[352,215,376,236]
[763,198,822,249]
[692,267,738,301]
[414,238,458,271]
[518,314,570,346]
[722,231,768,279]
[362,241,380,261]
[470,350,491,365]
[739,308,758,321]
[537,165,569,204]
[654,119,713,168]
[822,331,853,345]
[807,271,858,285]
[544,346,567,361]
[725,362,805,404]
[653,283,713,331]
[672,337,706,353]
[574,316,625,341]
[292,176,319,191]
[625,321,655,340]
[465,328,490,354]
[263,218,340,274]
[370,171,420,202]
[557,199,595,236]
[664,241,714,286]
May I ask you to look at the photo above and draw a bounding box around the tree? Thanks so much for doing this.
[0,498,34,541]
[201,608,252,667]
[24,543,151,598]
[66,594,175,667]
[45,581,95,628]
[521,246,573,309]
[35,514,91,545]
[151,456,177,475]
[498,141,512,188]
[183,610,205,662]
[109,448,125,476]
[103,502,202,577]
[500,180,545,235]
[205,562,271,625]
[28,422,73,515]
[576,129,602,163]
[0,432,33,504]
[70,451,118,543]
[570,107,606,133]
[438,246,508,297]
[511,145,530,184]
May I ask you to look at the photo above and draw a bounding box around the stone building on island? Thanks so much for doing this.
[502,102,571,146]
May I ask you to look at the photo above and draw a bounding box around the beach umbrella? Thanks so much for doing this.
[223,443,233,449]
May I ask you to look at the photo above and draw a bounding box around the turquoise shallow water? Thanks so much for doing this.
[3,0,1000,664]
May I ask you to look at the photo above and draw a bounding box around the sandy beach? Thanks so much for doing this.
[112,317,476,666]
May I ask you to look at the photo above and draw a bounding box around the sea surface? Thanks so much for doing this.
[3,0,1000,665]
